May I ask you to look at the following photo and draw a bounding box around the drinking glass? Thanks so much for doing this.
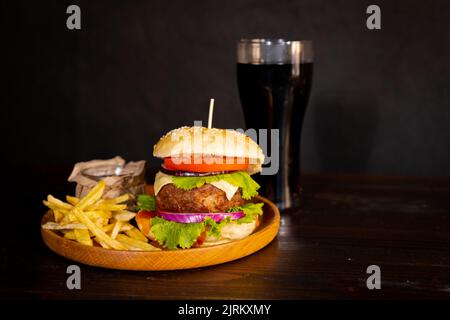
[237,39,313,209]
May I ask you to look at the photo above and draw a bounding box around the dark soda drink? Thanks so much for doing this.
[237,61,313,208]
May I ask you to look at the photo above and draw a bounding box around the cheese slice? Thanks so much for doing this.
[153,171,239,200]
[154,171,174,195]
[209,180,238,200]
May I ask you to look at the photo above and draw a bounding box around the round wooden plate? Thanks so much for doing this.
[41,195,280,271]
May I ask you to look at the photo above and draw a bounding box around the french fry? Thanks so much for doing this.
[59,213,72,226]
[107,193,129,204]
[43,200,56,211]
[70,212,78,222]
[43,200,71,214]
[101,222,133,233]
[120,223,134,231]
[42,222,87,230]
[113,210,136,222]
[74,229,93,246]
[59,211,77,224]
[69,193,129,210]
[53,210,65,223]
[75,180,105,210]
[94,217,109,228]
[66,194,130,209]
[90,203,127,211]
[59,214,69,226]
[66,195,79,206]
[93,237,111,249]
[86,194,129,211]
[91,194,129,206]
[125,227,149,243]
[111,221,122,239]
[101,224,114,232]
[72,207,126,250]
[46,195,73,210]
[85,210,112,220]
[63,231,77,240]
[116,234,159,251]
[42,181,151,251]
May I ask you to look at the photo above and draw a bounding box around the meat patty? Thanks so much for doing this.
[156,183,245,213]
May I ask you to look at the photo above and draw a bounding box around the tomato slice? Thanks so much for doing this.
[255,215,260,228]
[163,156,249,173]
[135,210,157,237]
[196,230,207,246]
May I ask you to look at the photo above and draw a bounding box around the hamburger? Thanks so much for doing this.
[135,126,265,249]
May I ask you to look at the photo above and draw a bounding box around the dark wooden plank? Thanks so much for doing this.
[1,171,450,299]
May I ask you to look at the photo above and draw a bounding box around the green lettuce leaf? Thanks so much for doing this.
[228,202,264,224]
[204,217,231,239]
[150,210,262,249]
[150,217,233,249]
[150,217,204,250]
[171,171,260,200]
[135,194,156,212]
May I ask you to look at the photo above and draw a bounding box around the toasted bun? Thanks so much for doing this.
[204,220,257,244]
[153,126,265,174]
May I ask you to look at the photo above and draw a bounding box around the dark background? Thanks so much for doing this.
[3,0,450,178]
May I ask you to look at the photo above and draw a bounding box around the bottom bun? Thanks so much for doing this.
[136,215,258,249]
[205,220,257,242]
[201,221,257,247]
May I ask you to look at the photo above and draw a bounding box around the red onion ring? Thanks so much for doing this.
[158,211,244,223]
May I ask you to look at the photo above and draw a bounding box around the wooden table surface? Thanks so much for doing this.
[2,171,450,299]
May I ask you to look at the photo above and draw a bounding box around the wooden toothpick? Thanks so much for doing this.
[208,98,215,129]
